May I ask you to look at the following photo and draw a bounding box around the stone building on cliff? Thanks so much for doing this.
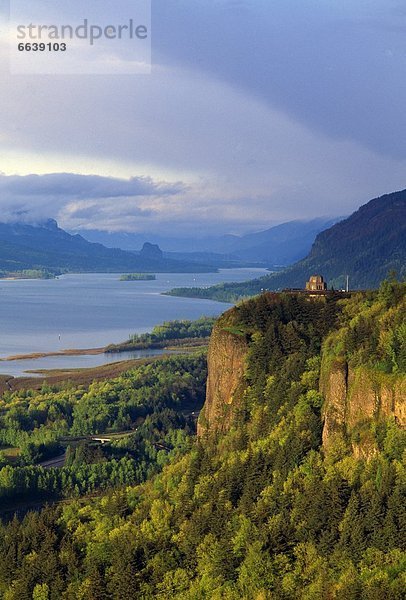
[306,275,327,291]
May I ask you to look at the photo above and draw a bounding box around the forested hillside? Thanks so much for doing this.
[0,355,207,507]
[0,282,405,599]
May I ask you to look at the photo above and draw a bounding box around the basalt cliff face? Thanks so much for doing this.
[320,359,405,456]
[197,314,249,437]
[198,290,405,452]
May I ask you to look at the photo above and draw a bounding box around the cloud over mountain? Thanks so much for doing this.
[0,173,185,228]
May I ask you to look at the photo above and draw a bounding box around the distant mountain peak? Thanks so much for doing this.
[140,242,163,260]
[41,218,59,230]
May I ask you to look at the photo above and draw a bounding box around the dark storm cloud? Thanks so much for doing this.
[0,1,405,235]
[154,0,406,159]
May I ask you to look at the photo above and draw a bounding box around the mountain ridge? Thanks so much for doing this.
[167,188,406,300]
[0,220,216,274]
[78,217,340,267]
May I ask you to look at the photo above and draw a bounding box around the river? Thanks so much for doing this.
[0,268,267,376]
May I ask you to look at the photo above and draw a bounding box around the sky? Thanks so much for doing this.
[0,0,405,236]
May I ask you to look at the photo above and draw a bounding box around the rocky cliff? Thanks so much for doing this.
[197,313,248,436]
[198,287,405,453]
[320,359,406,456]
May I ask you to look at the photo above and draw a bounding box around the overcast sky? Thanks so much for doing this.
[0,0,405,236]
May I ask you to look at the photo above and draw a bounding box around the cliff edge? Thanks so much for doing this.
[198,285,405,455]
[321,360,405,456]
[197,311,249,436]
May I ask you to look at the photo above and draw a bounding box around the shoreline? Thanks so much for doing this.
[2,338,209,363]
[1,347,107,362]
[0,355,169,395]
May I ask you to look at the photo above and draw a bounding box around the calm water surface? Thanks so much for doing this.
[0,269,267,376]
